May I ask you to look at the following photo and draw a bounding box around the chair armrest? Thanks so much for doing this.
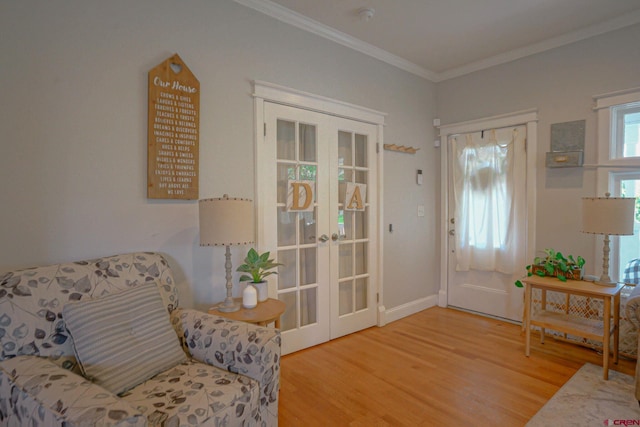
[0,355,146,427]
[171,308,281,407]
[625,285,640,329]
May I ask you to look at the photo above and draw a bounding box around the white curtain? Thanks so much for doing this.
[452,127,524,274]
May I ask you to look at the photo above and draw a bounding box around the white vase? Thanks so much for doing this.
[242,283,257,309]
[253,281,268,302]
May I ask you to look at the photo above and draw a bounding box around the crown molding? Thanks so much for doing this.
[235,0,640,83]
[435,9,640,82]
[233,0,438,81]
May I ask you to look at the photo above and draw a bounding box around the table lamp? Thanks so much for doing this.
[581,193,635,286]
[199,195,254,312]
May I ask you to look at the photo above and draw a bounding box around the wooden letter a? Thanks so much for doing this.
[347,185,364,210]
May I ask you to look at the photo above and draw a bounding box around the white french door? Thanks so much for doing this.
[260,102,379,354]
[440,109,538,322]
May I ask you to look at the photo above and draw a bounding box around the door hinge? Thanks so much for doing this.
[264,123,267,137]
[376,293,379,303]
[376,143,380,153]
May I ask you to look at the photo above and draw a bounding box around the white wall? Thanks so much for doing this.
[437,23,640,277]
[0,0,438,312]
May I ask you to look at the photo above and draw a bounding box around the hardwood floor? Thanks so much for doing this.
[278,306,636,426]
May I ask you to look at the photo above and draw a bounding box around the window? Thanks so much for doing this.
[612,102,640,159]
[594,88,640,281]
[456,136,512,250]
[614,173,640,281]
[450,126,527,273]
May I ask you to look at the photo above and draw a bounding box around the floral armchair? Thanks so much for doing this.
[625,259,640,404]
[626,285,640,403]
[0,252,280,426]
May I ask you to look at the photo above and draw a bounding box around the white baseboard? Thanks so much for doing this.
[382,294,439,324]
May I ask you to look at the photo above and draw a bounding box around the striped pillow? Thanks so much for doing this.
[63,282,187,395]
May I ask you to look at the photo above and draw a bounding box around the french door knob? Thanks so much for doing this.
[331,233,339,241]
[449,229,455,236]
[319,234,329,242]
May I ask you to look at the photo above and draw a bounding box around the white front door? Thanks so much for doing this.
[446,125,528,321]
[260,102,378,354]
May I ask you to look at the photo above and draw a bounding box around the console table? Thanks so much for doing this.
[522,276,624,379]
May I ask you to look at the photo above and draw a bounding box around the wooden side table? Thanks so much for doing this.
[523,275,624,380]
[209,298,286,328]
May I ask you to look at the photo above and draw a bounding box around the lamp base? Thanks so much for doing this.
[216,245,240,312]
[593,236,618,287]
[216,297,240,312]
[594,280,618,287]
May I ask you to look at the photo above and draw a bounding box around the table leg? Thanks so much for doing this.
[258,318,278,328]
[614,293,620,365]
[525,283,532,357]
[540,289,546,344]
[564,293,570,341]
[603,297,611,380]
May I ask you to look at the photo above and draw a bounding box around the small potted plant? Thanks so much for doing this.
[237,248,283,305]
[515,248,585,287]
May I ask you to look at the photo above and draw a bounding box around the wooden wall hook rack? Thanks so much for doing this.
[383,144,420,154]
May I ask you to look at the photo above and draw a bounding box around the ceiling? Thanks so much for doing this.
[234,0,640,81]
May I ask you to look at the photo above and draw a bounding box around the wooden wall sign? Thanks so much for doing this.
[147,54,200,199]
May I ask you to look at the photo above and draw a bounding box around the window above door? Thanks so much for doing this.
[612,102,640,159]
[595,87,640,166]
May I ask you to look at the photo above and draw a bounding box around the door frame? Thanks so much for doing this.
[437,109,538,312]
[252,80,387,326]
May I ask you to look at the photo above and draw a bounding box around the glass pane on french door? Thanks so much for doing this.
[276,119,320,331]
[337,130,370,317]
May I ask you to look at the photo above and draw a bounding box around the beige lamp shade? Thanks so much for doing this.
[199,195,254,246]
[581,196,635,236]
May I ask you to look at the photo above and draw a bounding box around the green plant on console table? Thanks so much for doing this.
[236,248,283,283]
[515,248,585,288]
